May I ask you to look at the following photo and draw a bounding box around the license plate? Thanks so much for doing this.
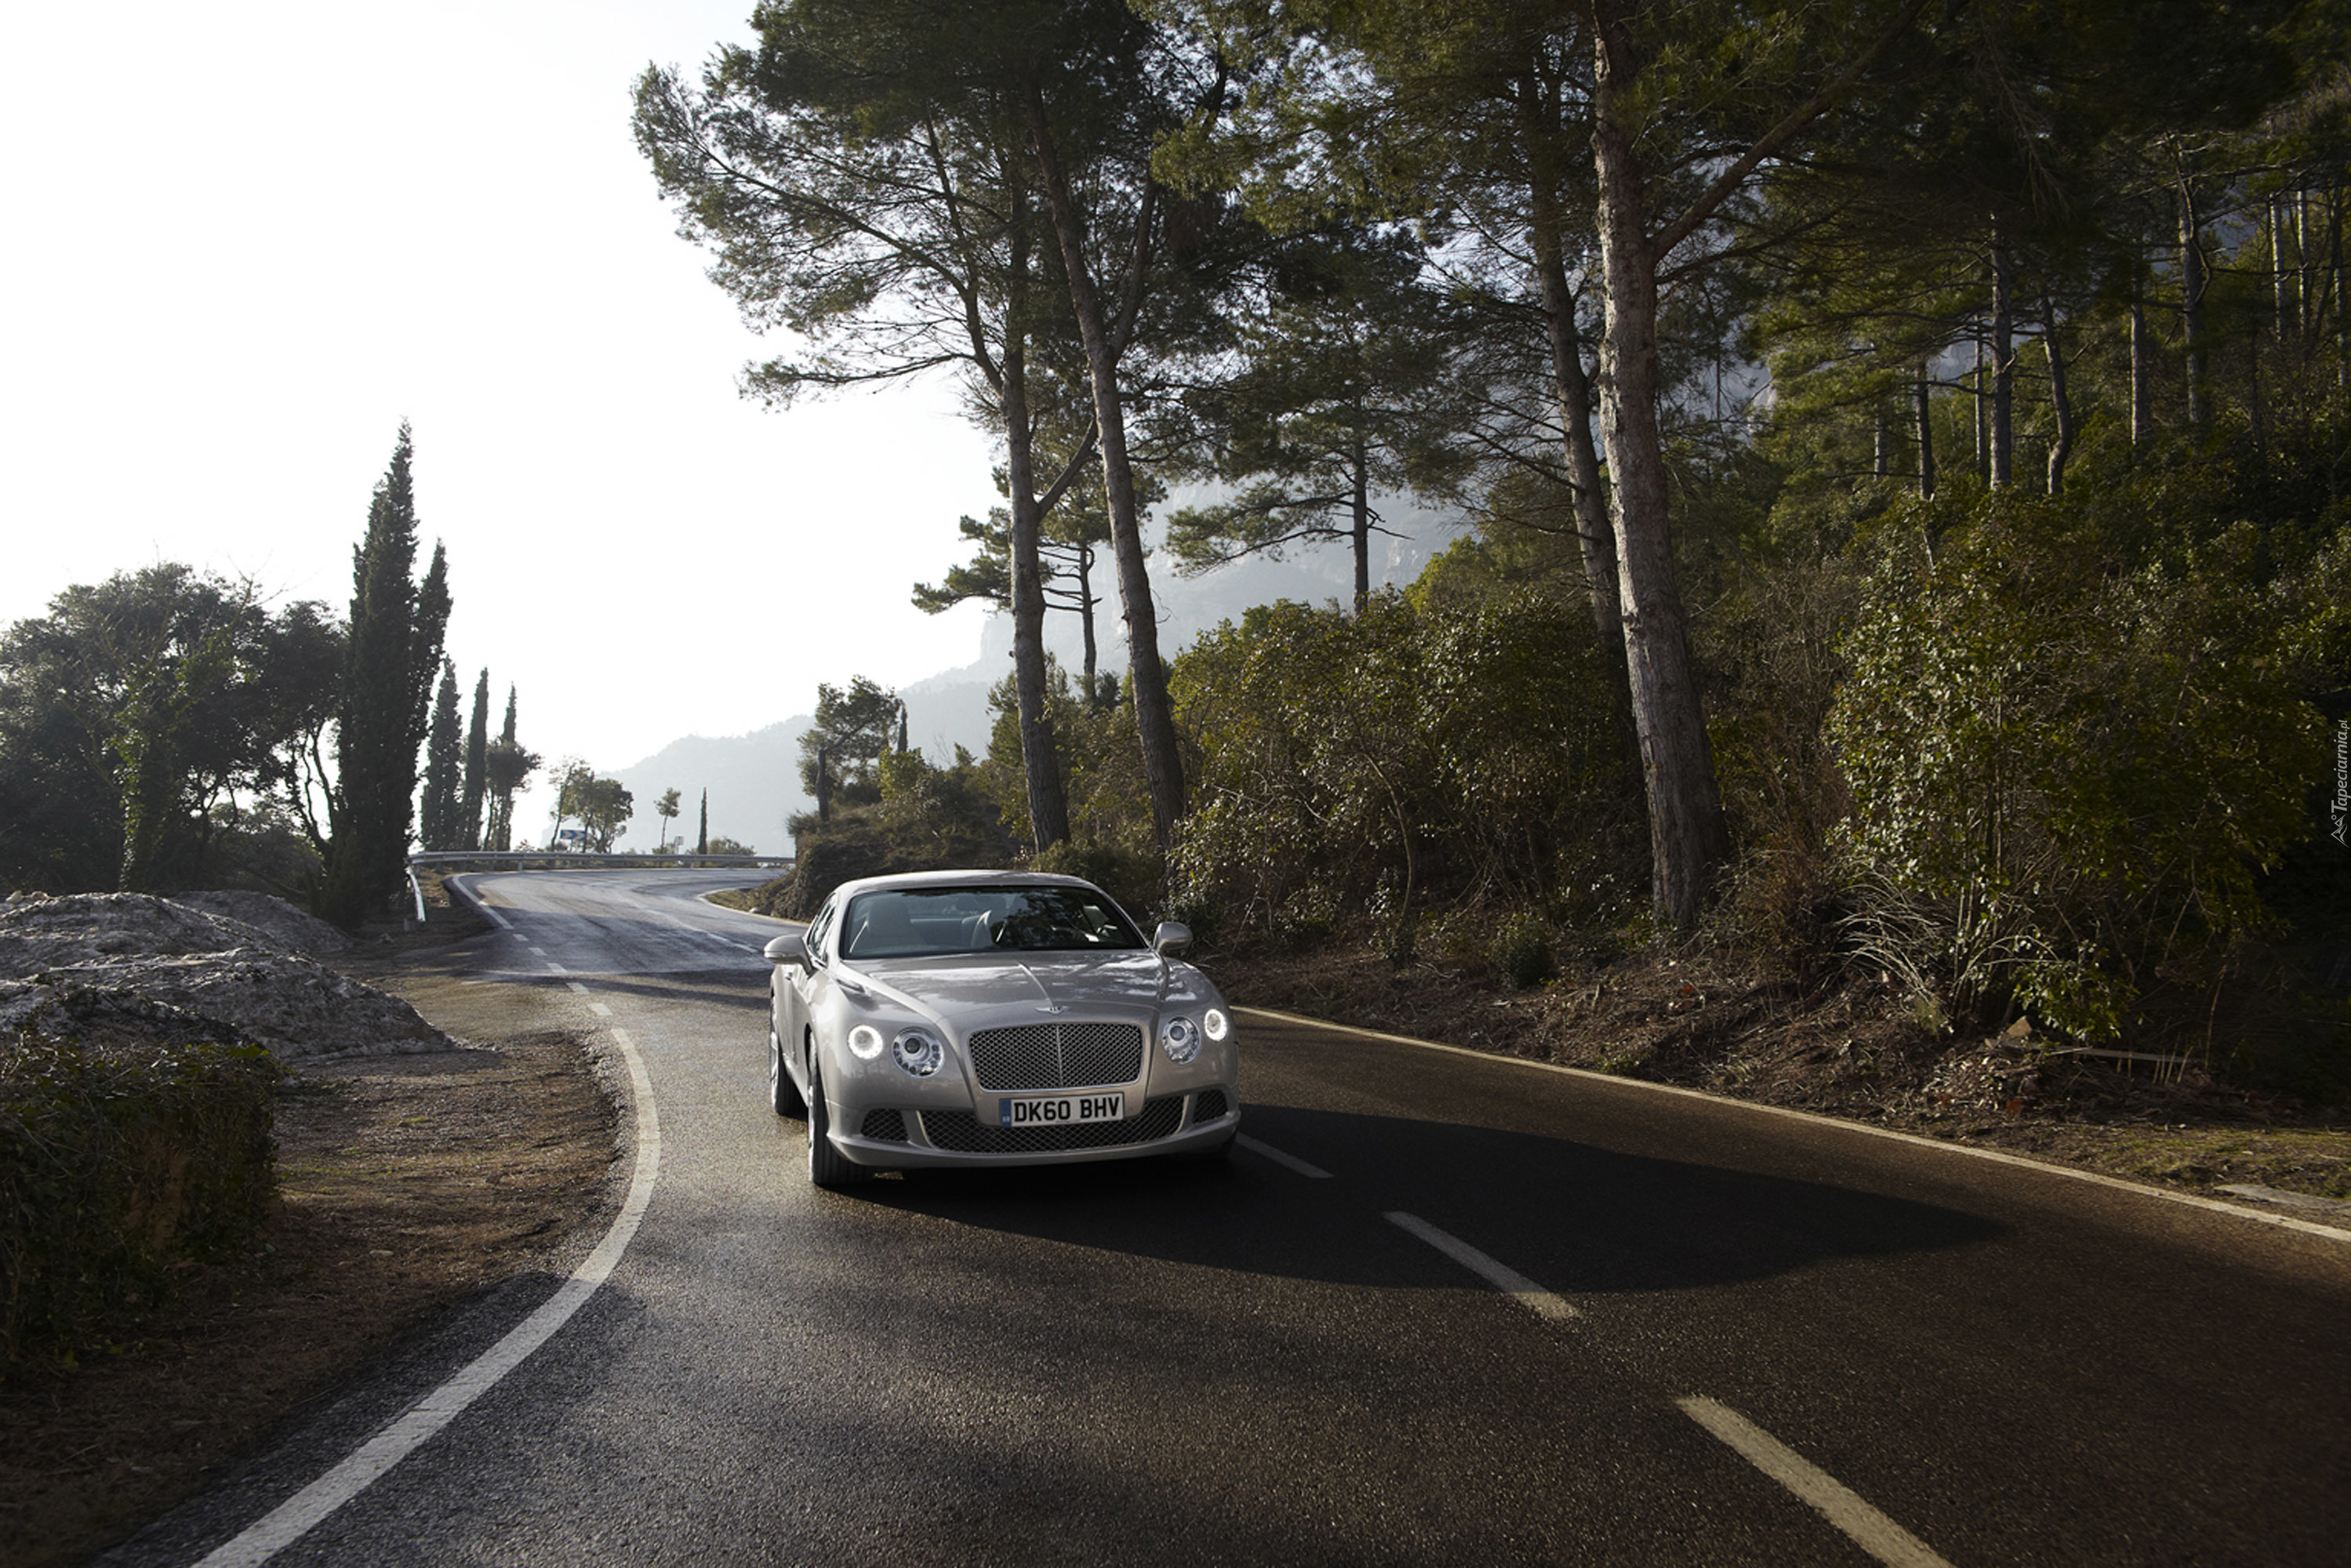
[999,1091,1125,1128]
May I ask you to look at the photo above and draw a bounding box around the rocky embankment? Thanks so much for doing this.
[0,891,452,1059]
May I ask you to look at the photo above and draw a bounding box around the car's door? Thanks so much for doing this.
[781,895,838,1096]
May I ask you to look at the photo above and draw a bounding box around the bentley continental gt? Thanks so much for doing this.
[762,871,1241,1187]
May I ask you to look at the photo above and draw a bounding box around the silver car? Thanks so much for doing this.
[762,870,1241,1188]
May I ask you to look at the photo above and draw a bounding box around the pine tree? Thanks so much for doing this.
[420,660,462,851]
[459,668,489,851]
[322,425,449,927]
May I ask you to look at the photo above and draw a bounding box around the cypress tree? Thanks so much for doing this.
[481,684,540,853]
[420,660,462,850]
[459,667,489,851]
[696,788,707,855]
[321,425,449,927]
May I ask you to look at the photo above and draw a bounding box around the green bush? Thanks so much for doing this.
[1490,914,1554,989]
[1829,495,2330,1039]
[765,749,1016,920]
[2,1034,279,1363]
[1032,838,1163,920]
[1168,590,1642,944]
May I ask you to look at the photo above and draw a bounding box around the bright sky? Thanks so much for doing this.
[1,2,997,826]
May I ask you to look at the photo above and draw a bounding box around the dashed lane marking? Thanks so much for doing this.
[1383,1210,1577,1322]
[1236,1134,1333,1179]
[192,1022,662,1567]
[1677,1397,1953,1568]
[587,1002,613,1018]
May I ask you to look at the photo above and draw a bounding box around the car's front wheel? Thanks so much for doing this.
[769,1028,806,1119]
[805,1055,869,1189]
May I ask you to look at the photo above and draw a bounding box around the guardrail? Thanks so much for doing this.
[404,852,794,924]
[408,852,794,871]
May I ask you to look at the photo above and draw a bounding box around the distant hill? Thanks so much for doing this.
[613,503,1464,854]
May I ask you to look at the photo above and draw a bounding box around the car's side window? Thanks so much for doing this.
[805,898,837,967]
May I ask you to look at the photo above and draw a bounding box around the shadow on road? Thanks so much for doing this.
[843,1102,2004,1298]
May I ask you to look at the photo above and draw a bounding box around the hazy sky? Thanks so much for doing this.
[1,2,1002,827]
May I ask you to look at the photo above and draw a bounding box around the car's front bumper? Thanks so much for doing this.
[824,1085,1238,1169]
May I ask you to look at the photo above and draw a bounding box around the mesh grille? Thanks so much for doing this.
[1190,1089,1229,1123]
[921,1094,1183,1154]
[967,1022,1144,1091]
[859,1109,908,1143]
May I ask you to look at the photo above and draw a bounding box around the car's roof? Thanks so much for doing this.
[829,869,1096,900]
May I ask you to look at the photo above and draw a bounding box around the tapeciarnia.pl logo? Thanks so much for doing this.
[2335,719,2349,848]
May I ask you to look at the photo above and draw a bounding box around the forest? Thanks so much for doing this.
[646,0,2350,1086]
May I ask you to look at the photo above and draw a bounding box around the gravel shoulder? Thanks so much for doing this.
[0,902,620,1568]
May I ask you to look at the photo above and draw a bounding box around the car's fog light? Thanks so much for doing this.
[847,1025,885,1060]
[892,1027,943,1076]
[1201,1007,1230,1043]
[1159,1016,1201,1065]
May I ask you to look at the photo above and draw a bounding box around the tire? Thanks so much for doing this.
[769,1028,806,1119]
[805,1055,870,1189]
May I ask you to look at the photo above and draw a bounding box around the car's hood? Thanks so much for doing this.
[842,950,1214,1032]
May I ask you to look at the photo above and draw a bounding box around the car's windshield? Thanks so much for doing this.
[840,886,1146,959]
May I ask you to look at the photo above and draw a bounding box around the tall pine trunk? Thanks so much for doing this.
[2043,296,2074,495]
[1075,542,1100,700]
[1988,224,2014,488]
[1350,436,1371,615]
[1027,93,1185,852]
[1588,17,1730,930]
[1915,367,1935,498]
[2181,186,2209,430]
[1525,118,1624,660]
[996,197,1071,853]
[2131,291,2151,447]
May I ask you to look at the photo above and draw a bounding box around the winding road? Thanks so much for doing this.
[103,868,2351,1566]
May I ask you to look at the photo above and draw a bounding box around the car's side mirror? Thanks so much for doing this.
[1153,920,1193,956]
[764,931,811,967]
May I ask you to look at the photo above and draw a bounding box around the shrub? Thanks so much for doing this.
[1032,838,1162,920]
[1490,914,1554,989]
[1829,496,2328,1039]
[1168,590,1642,944]
[2,1034,279,1363]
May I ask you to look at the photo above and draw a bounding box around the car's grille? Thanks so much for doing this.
[967,1022,1144,1091]
[1190,1088,1229,1123]
[859,1109,908,1142]
[921,1094,1183,1154]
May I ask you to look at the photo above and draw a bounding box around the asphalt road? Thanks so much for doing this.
[105,869,2351,1566]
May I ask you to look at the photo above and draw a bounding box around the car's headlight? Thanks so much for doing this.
[1159,1015,1201,1065]
[847,1024,885,1061]
[1202,1007,1230,1043]
[892,1026,944,1077]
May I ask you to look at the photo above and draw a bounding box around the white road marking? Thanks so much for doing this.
[1383,1210,1577,1322]
[192,1027,662,1567]
[587,1002,613,1018]
[1236,1134,1333,1179]
[543,961,566,975]
[565,982,588,995]
[1239,1007,2351,1247]
[1677,1397,1953,1568]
